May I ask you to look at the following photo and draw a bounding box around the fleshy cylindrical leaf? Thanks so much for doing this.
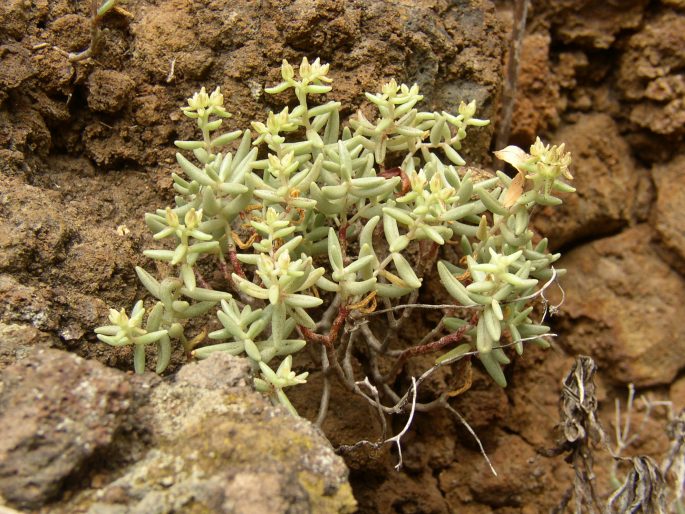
[438,261,475,306]
[392,253,422,289]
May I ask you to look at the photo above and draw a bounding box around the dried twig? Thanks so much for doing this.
[549,356,605,514]
[369,303,477,317]
[386,377,418,470]
[444,402,497,476]
[316,294,342,331]
[315,344,331,427]
[607,456,667,514]
[166,58,176,83]
[357,375,389,439]
[551,358,682,513]
[663,409,685,510]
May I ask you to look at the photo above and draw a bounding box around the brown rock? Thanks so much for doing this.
[375,470,449,513]
[0,178,74,274]
[467,433,546,506]
[0,166,164,364]
[0,44,35,92]
[87,70,135,113]
[652,154,685,268]
[48,352,356,514]
[0,322,57,370]
[32,49,77,96]
[533,114,642,250]
[1,95,52,156]
[0,350,356,513]
[509,33,560,146]
[0,0,33,41]
[505,347,577,448]
[557,225,685,386]
[619,12,685,101]
[450,368,510,434]
[47,14,91,54]
[131,0,503,160]
[555,51,590,91]
[0,349,133,509]
[670,375,685,411]
[82,121,154,166]
[131,0,206,82]
[618,11,685,136]
[439,432,560,510]
[0,275,58,331]
[537,0,649,49]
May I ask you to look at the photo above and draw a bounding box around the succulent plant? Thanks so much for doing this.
[95,57,574,417]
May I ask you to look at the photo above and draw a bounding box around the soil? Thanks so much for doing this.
[1,0,684,513]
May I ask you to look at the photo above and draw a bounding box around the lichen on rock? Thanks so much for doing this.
[0,350,355,513]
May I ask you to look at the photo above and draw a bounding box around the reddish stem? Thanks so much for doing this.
[299,307,349,349]
[195,269,212,290]
[300,326,332,348]
[383,316,476,382]
[227,247,246,279]
[218,260,233,285]
[338,222,349,259]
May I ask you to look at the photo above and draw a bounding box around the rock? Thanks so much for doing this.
[48,14,91,54]
[536,0,649,49]
[0,94,51,157]
[0,0,33,41]
[509,33,560,146]
[533,114,643,250]
[80,354,355,514]
[618,11,685,136]
[0,351,356,513]
[0,322,57,370]
[670,375,685,412]
[450,368,510,435]
[652,154,685,269]
[174,353,251,389]
[0,349,134,509]
[374,470,449,513]
[0,177,75,275]
[556,225,685,386]
[0,275,58,331]
[0,44,35,92]
[467,433,546,506]
[505,348,577,448]
[438,432,558,510]
[131,0,503,161]
[0,169,162,364]
[87,70,135,113]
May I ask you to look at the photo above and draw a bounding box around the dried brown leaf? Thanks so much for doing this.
[502,171,525,209]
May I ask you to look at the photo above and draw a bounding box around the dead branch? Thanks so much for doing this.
[607,456,667,514]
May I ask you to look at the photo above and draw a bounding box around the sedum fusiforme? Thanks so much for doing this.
[96,57,574,417]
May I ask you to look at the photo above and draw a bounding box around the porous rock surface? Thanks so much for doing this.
[652,154,685,271]
[508,33,560,145]
[0,350,355,513]
[557,225,685,387]
[535,0,649,49]
[618,11,685,137]
[0,348,136,510]
[532,114,645,249]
